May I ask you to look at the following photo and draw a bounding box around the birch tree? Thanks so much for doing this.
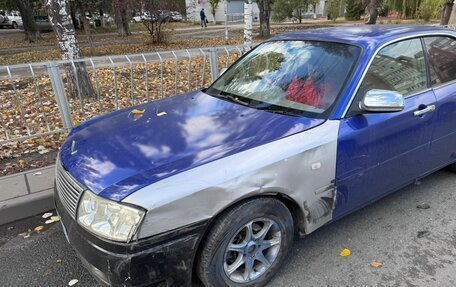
[244,0,253,46]
[450,3,456,24]
[47,0,95,99]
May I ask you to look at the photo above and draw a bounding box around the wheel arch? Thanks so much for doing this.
[191,192,305,283]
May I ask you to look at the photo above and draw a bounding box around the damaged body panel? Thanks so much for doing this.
[123,120,340,238]
[59,91,324,201]
[54,25,456,286]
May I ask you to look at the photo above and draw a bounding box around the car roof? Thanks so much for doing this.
[271,25,455,49]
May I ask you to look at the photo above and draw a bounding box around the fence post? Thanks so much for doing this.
[47,61,73,129]
[209,48,219,83]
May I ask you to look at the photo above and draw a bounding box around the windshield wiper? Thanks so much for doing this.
[216,91,250,106]
[256,105,301,117]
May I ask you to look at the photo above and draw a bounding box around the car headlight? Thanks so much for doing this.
[77,190,145,242]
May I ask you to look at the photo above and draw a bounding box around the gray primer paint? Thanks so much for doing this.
[123,120,340,239]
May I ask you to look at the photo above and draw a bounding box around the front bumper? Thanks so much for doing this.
[54,187,208,287]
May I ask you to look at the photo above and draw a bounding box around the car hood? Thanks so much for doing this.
[60,91,324,201]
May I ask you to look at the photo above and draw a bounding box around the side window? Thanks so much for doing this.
[424,36,456,86]
[357,38,427,98]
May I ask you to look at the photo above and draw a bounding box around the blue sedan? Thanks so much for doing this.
[55,25,456,286]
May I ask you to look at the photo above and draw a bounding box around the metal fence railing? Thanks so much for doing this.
[0,44,251,145]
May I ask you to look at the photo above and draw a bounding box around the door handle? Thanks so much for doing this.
[414,105,435,117]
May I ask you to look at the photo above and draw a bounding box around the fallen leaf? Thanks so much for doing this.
[7,226,14,231]
[51,216,60,222]
[131,109,145,115]
[34,172,43,176]
[157,111,167,117]
[38,149,50,155]
[68,279,79,286]
[43,269,52,276]
[42,212,53,219]
[56,259,62,264]
[370,261,382,268]
[340,249,351,257]
[34,225,45,232]
[45,219,54,224]
[417,203,430,209]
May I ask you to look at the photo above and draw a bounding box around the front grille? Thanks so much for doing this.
[56,160,86,219]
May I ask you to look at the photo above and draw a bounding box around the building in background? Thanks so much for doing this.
[186,0,259,23]
[186,0,331,23]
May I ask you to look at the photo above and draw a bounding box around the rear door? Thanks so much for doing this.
[423,36,456,169]
[334,38,437,217]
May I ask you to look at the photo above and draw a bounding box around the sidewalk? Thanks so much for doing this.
[0,165,55,225]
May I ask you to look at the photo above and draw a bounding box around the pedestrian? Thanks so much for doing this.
[200,8,207,28]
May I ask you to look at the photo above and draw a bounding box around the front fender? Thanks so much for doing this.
[123,120,340,239]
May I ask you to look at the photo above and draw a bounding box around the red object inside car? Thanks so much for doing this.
[285,77,326,108]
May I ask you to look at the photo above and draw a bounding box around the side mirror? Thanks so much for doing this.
[360,89,404,113]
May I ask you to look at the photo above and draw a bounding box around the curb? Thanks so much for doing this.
[0,165,55,226]
[0,189,54,226]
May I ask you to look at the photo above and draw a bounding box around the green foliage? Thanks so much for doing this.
[272,0,294,21]
[418,0,441,21]
[345,0,363,20]
[272,0,309,22]
[0,0,15,10]
[209,0,221,19]
[327,0,340,21]
[378,3,390,17]
[384,0,444,19]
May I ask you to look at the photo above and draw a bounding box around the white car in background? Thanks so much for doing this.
[0,10,22,29]
[132,12,151,23]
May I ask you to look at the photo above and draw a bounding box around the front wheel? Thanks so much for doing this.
[197,197,294,287]
[12,22,18,29]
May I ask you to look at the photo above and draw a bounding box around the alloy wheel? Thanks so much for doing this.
[223,218,281,283]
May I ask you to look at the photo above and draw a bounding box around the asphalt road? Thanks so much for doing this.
[1,170,456,287]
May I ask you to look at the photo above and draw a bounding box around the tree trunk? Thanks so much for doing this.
[450,3,456,25]
[47,0,95,99]
[113,0,131,37]
[441,2,454,25]
[244,0,253,45]
[100,9,106,28]
[17,0,41,42]
[257,0,271,38]
[76,1,96,56]
[364,0,379,24]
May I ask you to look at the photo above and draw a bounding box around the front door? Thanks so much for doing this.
[334,38,437,217]
[423,36,456,169]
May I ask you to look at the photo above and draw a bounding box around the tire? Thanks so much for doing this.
[197,197,294,287]
[12,22,18,29]
[448,163,456,173]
